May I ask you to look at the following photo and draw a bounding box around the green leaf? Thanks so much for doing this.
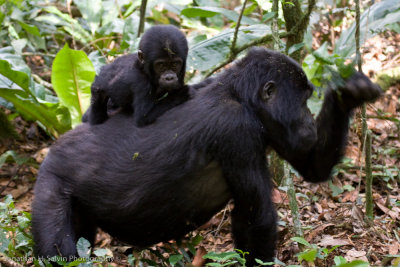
[288,43,305,56]
[334,260,369,267]
[335,59,356,79]
[291,237,311,248]
[0,59,30,92]
[93,248,109,257]
[76,237,91,259]
[101,0,121,26]
[203,251,241,261]
[121,14,140,52]
[127,254,135,265]
[52,44,95,127]
[312,42,334,65]
[298,248,318,263]
[0,88,71,136]
[0,231,10,253]
[334,256,347,265]
[66,258,88,266]
[181,6,258,24]
[11,38,28,54]
[17,21,41,36]
[190,234,203,246]
[329,180,344,197]
[307,95,323,116]
[0,150,30,167]
[169,254,183,266]
[255,258,274,265]
[181,7,219,18]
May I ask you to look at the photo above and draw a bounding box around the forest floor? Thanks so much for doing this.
[0,33,399,267]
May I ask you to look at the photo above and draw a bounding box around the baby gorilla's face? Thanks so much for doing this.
[153,56,183,95]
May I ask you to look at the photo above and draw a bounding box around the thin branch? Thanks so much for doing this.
[22,52,56,58]
[32,74,52,89]
[272,0,280,50]
[365,131,373,220]
[115,0,124,19]
[81,35,122,51]
[205,0,315,77]
[205,32,291,77]
[137,0,148,38]
[231,0,249,54]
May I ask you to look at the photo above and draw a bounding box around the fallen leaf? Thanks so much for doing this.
[388,242,399,255]
[10,184,29,199]
[345,249,368,262]
[271,188,283,203]
[376,202,399,220]
[342,190,358,203]
[351,205,365,225]
[306,223,334,242]
[318,235,350,247]
[34,147,49,163]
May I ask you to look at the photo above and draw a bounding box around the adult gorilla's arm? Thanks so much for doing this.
[284,73,382,182]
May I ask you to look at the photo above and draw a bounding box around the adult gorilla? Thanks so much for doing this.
[32,48,381,266]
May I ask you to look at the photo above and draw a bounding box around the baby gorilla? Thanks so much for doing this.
[82,25,189,126]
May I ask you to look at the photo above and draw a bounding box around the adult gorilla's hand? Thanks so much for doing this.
[337,72,382,111]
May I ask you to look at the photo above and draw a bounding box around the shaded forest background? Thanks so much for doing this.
[0,0,399,266]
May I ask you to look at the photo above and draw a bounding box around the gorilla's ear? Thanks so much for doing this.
[138,50,145,64]
[260,81,276,101]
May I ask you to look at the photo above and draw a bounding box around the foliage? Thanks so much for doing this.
[291,237,369,267]
[335,0,400,58]
[0,47,71,137]
[126,234,203,266]
[0,0,399,266]
[0,195,33,264]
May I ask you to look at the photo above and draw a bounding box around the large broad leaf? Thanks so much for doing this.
[188,24,272,72]
[16,21,41,36]
[0,59,30,92]
[0,88,70,137]
[335,0,400,58]
[52,44,95,127]
[181,6,258,25]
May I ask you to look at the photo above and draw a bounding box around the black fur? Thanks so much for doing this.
[32,48,381,266]
[82,25,189,126]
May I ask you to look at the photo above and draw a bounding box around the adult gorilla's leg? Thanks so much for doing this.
[224,159,277,266]
[32,173,77,259]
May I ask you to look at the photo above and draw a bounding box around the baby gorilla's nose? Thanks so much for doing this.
[164,73,177,82]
